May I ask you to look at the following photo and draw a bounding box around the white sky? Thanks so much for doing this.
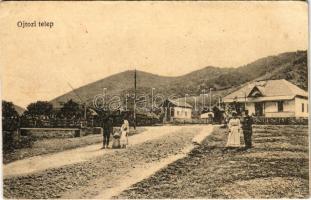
[0,1,308,108]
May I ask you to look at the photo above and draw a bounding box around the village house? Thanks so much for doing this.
[162,99,192,122]
[223,79,308,118]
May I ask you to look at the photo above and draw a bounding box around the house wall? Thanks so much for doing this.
[173,107,192,119]
[264,100,295,117]
[225,98,309,118]
[265,101,277,113]
[295,97,309,118]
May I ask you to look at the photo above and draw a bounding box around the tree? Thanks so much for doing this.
[59,99,83,119]
[2,101,19,131]
[25,101,53,116]
[2,101,20,151]
[2,101,19,118]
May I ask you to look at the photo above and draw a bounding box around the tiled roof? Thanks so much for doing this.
[166,99,193,108]
[223,79,308,101]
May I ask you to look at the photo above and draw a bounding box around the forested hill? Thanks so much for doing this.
[50,50,307,107]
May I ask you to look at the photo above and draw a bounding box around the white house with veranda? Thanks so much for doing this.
[223,79,308,118]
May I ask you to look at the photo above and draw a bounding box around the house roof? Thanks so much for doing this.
[164,99,193,108]
[223,79,308,102]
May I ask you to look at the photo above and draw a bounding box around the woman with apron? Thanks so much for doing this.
[120,119,129,148]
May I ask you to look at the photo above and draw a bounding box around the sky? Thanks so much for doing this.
[0,1,308,108]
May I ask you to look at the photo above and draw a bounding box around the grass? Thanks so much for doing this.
[118,125,309,198]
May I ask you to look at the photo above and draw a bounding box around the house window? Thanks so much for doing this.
[277,101,283,112]
[302,103,304,113]
[185,111,187,117]
[177,111,180,116]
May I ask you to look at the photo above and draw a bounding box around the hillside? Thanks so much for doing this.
[50,50,308,108]
[50,71,175,107]
[2,100,26,116]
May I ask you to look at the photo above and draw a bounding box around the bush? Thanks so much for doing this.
[2,101,20,152]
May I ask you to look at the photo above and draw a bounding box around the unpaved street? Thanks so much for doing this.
[4,125,213,199]
[5,126,184,177]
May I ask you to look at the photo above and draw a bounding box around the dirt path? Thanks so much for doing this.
[4,125,213,199]
[4,126,183,177]
[94,148,193,199]
[61,125,213,199]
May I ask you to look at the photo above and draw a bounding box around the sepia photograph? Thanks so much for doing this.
[0,1,309,199]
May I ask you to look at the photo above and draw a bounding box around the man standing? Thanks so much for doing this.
[241,110,253,149]
[103,116,113,149]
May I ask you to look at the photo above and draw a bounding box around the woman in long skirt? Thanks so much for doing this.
[226,112,241,148]
[120,119,129,148]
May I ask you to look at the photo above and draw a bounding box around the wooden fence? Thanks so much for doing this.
[20,118,87,128]
[253,117,308,125]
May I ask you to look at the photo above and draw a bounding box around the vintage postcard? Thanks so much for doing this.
[0,1,309,199]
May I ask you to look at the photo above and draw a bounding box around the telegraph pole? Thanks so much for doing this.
[244,92,247,111]
[202,89,205,109]
[103,87,107,110]
[125,93,129,111]
[209,88,213,111]
[151,88,155,111]
[84,104,87,119]
[133,69,137,130]
[218,97,221,109]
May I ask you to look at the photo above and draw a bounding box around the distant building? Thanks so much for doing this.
[162,99,192,122]
[223,79,308,118]
[200,112,214,119]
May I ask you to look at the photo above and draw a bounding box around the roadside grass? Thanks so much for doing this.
[3,127,146,164]
[119,125,309,199]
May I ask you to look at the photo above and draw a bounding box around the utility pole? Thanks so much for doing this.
[125,93,129,111]
[185,94,189,106]
[209,88,213,111]
[84,104,87,119]
[202,89,205,109]
[133,69,137,130]
[103,87,107,111]
[151,88,155,111]
[185,94,189,117]
[218,97,221,109]
[244,92,247,111]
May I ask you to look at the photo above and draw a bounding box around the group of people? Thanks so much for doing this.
[102,117,129,149]
[102,111,252,150]
[226,110,253,149]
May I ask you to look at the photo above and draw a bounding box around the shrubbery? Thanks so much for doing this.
[2,101,20,152]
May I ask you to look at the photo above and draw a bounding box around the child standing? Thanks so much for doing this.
[120,119,129,148]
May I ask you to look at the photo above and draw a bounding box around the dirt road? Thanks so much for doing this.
[4,125,213,199]
[4,126,184,177]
